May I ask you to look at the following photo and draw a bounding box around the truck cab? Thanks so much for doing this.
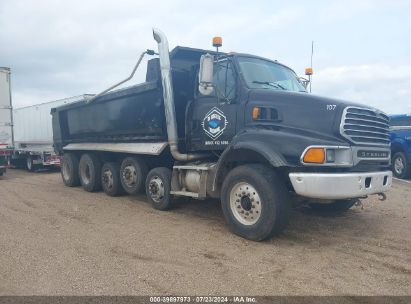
[174,47,392,197]
[390,114,411,178]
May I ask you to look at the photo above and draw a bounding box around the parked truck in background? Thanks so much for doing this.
[52,29,392,240]
[11,95,92,171]
[0,67,13,176]
[390,114,411,179]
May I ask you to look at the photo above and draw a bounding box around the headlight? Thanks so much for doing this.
[301,146,353,167]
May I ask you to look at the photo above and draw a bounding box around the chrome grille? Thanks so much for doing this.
[340,107,390,146]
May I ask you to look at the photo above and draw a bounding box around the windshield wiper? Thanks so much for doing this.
[252,81,286,90]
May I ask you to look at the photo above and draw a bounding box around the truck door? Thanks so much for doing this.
[188,58,238,151]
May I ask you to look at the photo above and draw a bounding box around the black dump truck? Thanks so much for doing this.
[52,29,392,240]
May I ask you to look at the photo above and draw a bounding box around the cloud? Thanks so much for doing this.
[314,64,411,114]
[0,0,410,115]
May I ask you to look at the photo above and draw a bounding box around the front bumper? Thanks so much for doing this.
[289,170,392,199]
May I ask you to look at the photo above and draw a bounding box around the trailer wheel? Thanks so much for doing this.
[79,153,102,192]
[61,153,80,187]
[309,199,357,212]
[26,156,38,172]
[120,157,148,194]
[145,167,172,210]
[221,164,290,241]
[101,162,124,197]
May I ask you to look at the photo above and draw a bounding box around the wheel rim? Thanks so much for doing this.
[122,165,137,187]
[394,156,404,174]
[229,182,262,225]
[148,176,165,203]
[62,161,70,181]
[81,164,91,184]
[102,168,114,190]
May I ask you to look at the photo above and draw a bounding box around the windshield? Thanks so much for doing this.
[237,57,306,92]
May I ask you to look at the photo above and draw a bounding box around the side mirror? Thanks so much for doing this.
[198,53,214,95]
[299,77,310,89]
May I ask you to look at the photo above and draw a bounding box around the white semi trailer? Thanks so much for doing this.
[0,67,13,176]
[11,95,92,171]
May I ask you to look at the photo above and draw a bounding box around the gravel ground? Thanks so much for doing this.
[0,169,410,296]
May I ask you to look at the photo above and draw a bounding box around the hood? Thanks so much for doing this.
[247,89,374,141]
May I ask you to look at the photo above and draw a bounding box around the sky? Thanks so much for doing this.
[0,0,410,114]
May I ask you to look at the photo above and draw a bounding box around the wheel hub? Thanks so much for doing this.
[240,196,252,211]
[230,182,262,226]
[394,157,404,174]
[148,176,164,203]
[102,169,114,189]
[123,165,137,186]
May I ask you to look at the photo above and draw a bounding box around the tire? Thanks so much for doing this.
[309,199,357,212]
[79,153,102,192]
[61,153,80,187]
[120,157,148,194]
[145,167,173,210]
[221,164,290,241]
[101,162,124,197]
[26,156,38,172]
[392,152,411,179]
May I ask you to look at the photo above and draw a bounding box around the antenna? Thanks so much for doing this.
[310,41,314,93]
[304,41,314,93]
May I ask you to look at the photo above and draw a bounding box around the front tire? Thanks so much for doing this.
[79,153,102,192]
[221,164,290,241]
[61,153,80,187]
[145,167,172,210]
[392,152,411,179]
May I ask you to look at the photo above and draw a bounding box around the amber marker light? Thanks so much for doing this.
[252,107,261,120]
[305,67,313,76]
[213,37,222,47]
[303,147,325,164]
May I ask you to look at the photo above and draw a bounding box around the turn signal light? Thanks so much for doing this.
[303,147,325,163]
[252,107,261,120]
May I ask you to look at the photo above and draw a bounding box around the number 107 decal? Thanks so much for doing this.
[326,104,337,110]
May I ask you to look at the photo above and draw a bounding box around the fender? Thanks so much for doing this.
[212,136,288,191]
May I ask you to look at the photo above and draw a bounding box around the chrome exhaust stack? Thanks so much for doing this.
[153,28,208,161]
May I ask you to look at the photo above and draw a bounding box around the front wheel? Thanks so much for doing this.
[392,152,411,179]
[221,164,290,241]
